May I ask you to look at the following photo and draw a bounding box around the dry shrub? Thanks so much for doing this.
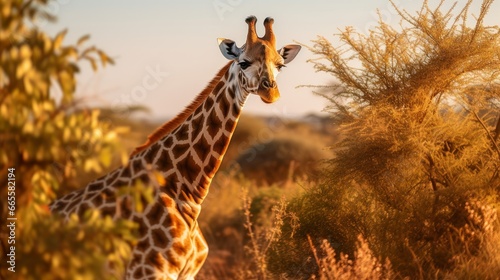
[197,173,302,279]
[443,198,500,279]
[291,0,500,278]
[222,114,269,167]
[309,235,395,280]
[236,138,328,185]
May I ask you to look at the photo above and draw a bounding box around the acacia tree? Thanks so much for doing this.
[311,0,500,207]
[0,1,135,279]
[273,0,500,278]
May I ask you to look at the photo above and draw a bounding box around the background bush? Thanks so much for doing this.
[270,0,500,278]
[0,1,135,279]
[236,138,327,185]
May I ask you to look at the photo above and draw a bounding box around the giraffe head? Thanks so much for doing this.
[218,16,301,103]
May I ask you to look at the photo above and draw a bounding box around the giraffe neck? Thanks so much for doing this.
[137,61,249,222]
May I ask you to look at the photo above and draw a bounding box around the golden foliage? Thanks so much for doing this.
[0,1,132,279]
[272,0,500,278]
[309,235,395,280]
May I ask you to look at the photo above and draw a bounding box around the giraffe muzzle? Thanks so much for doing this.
[258,85,280,104]
[261,79,276,90]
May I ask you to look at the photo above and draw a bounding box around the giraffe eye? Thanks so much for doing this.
[239,60,251,70]
[276,64,286,71]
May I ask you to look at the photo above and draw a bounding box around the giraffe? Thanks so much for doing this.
[50,16,301,280]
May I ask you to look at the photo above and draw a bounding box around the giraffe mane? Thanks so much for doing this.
[130,61,233,156]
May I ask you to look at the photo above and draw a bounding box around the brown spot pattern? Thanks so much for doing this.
[143,142,160,163]
[171,143,190,158]
[151,227,169,248]
[100,205,116,217]
[147,203,164,222]
[206,110,221,138]
[133,267,144,278]
[204,156,220,177]
[120,165,132,178]
[179,154,201,184]
[132,159,143,175]
[213,134,229,155]
[156,150,174,172]
[225,118,236,132]
[175,124,190,142]
[87,182,104,193]
[77,202,90,216]
[203,96,214,112]
[192,136,211,162]
[106,171,120,185]
[218,93,230,113]
[120,197,133,219]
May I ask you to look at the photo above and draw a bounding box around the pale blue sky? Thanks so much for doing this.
[44,0,500,118]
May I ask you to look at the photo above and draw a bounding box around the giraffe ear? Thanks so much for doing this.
[218,38,241,60]
[278,44,301,64]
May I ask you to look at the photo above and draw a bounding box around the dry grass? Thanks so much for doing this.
[442,198,500,279]
[309,235,396,280]
[197,172,303,279]
[206,178,500,279]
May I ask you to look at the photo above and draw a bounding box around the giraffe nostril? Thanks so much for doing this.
[261,79,276,89]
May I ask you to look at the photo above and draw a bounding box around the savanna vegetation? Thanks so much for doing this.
[2,0,500,279]
[0,1,136,279]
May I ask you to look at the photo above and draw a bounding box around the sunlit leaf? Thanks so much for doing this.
[16,59,32,78]
[63,46,78,59]
[43,36,52,53]
[85,56,98,71]
[76,230,85,241]
[20,44,32,58]
[10,46,18,59]
[97,49,114,66]
[23,122,34,133]
[99,147,112,167]
[1,1,139,279]
[58,70,75,97]
[53,29,68,51]
[77,34,90,46]
[63,127,71,141]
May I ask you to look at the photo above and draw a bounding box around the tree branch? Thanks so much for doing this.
[471,109,500,159]
[494,112,500,142]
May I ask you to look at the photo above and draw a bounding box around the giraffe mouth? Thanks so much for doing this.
[258,88,280,104]
[260,97,274,104]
